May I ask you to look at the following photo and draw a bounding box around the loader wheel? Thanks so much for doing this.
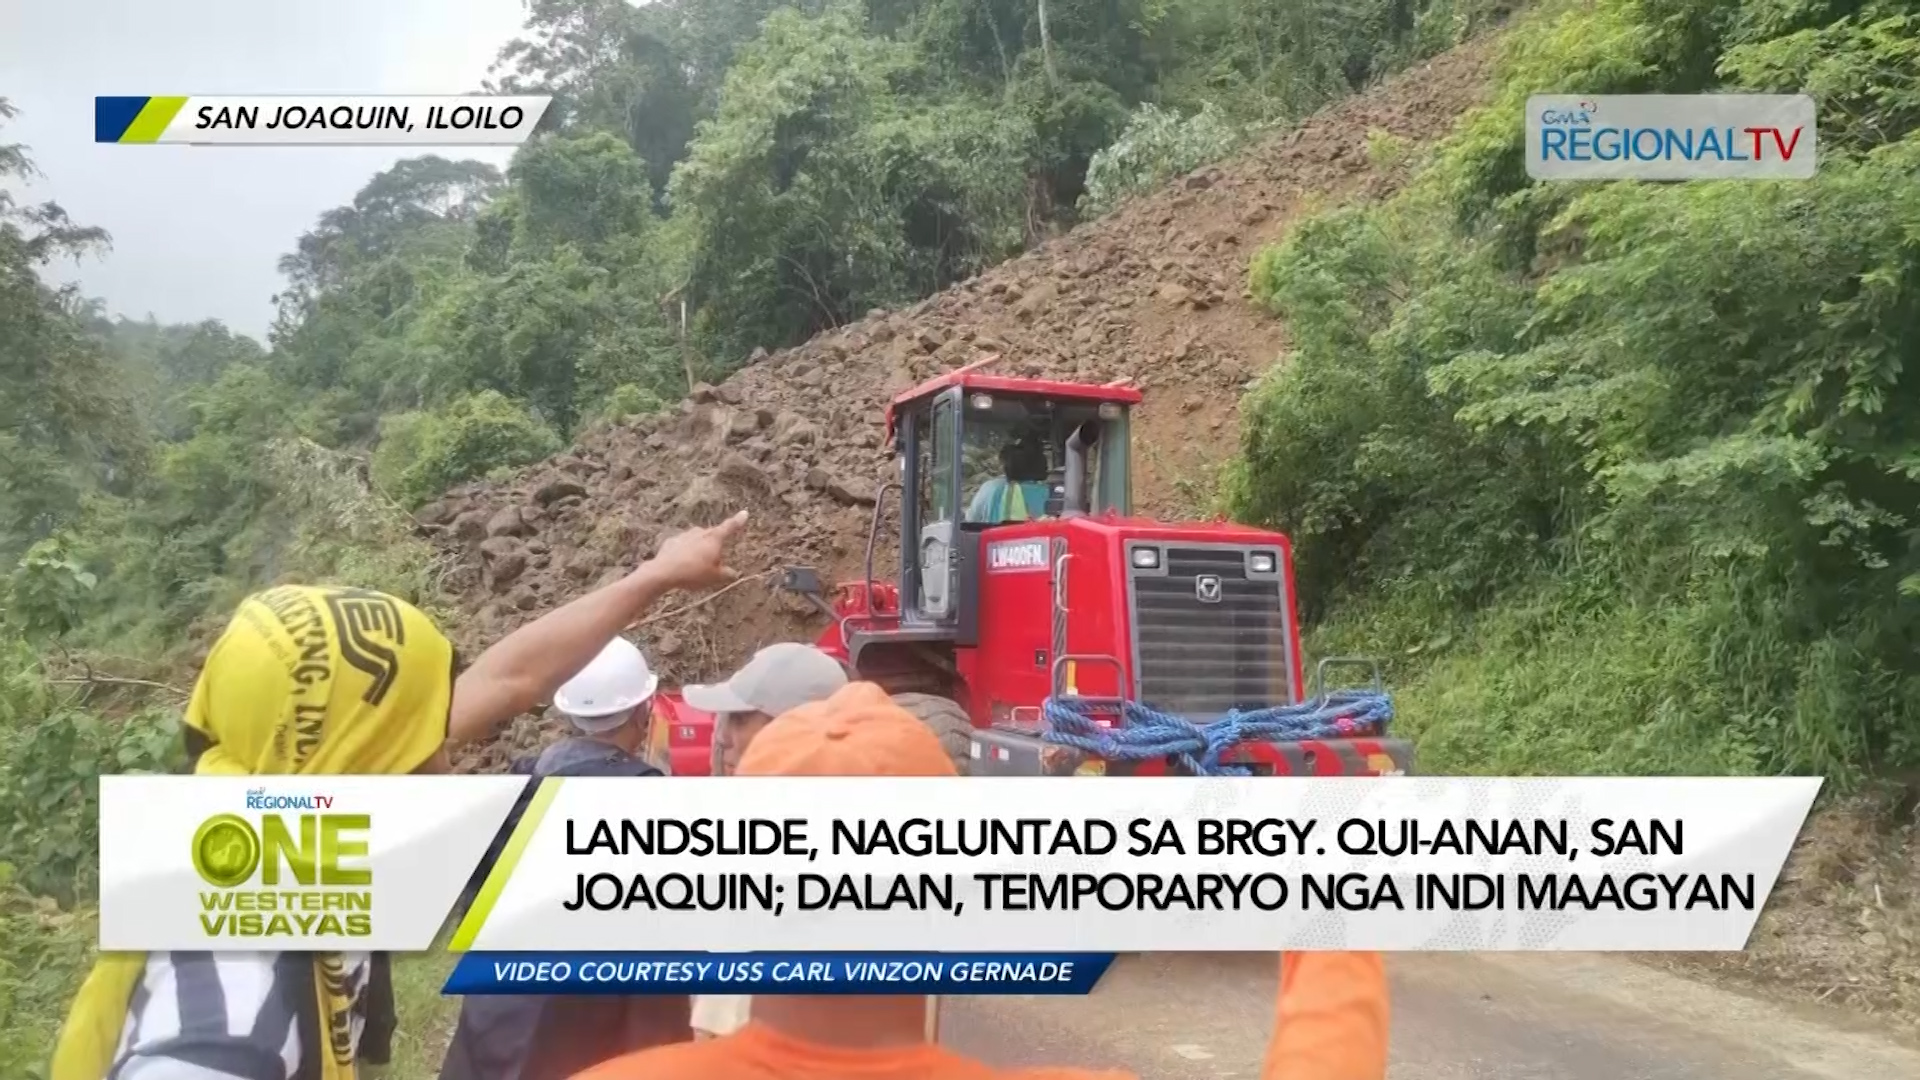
[891,693,973,776]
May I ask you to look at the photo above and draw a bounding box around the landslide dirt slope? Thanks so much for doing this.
[413,37,1920,1027]
[419,41,1496,700]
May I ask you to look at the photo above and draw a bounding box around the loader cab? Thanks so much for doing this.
[889,371,1140,626]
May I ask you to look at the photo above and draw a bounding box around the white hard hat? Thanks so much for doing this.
[554,637,658,732]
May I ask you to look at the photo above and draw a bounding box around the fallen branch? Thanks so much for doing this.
[628,567,779,630]
[49,674,190,697]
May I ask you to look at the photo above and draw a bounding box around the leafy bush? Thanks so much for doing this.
[1079,103,1243,216]
[1231,0,1920,783]
[4,538,98,642]
[0,634,181,906]
[373,391,562,508]
[667,6,1031,361]
[586,383,670,428]
[263,438,445,611]
[0,881,95,1080]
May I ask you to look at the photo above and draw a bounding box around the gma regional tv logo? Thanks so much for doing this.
[191,789,373,939]
[1527,94,1816,180]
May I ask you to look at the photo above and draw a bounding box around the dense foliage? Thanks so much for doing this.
[0,4,1485,1068]
[4,0,1481,658]
[1230,0,1920,783]
[6,0,1917,1065]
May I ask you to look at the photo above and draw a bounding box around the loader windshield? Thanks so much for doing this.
[959,395,1111,524]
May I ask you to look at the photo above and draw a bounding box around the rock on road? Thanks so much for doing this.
[940,953,1920,1079]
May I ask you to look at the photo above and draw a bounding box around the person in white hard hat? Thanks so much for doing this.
[540,635,661,773]
[681,642,849,1040]
[455,636,663,913]
[441,636,692,1080]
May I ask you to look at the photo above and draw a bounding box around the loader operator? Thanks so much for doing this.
[966,435,1051,524]
[53,510,749,1080]
[441,636,693,1080]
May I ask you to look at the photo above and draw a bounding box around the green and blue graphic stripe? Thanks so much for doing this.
[96,96,188,143]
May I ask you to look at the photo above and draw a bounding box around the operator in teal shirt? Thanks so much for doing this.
[967,439,1051,524]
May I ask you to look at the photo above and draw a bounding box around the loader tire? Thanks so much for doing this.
[891,693,973,776]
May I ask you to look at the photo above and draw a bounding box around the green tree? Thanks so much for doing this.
[0,101,148,565]
[669,4,1029,360]
[372,390,564,507]
[1231,0,1920,781]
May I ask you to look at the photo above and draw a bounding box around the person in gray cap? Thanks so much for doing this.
[685,641,850,778]
[683,642,848,1040]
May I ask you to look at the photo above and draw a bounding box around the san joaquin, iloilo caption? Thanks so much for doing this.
[94,95,551,146]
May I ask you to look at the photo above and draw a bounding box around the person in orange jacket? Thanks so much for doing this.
[571,680,1392,1080]
[1264,952,1390,1080]
[571,681,1134,1080]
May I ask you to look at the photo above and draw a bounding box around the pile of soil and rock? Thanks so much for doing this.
[408,34,1920,1031]
[1649,791,1920,1033]
[417,40,1496,713]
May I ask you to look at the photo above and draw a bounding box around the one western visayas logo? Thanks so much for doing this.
[192,789,373,938]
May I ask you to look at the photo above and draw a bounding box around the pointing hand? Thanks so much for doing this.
[649,510,749,589]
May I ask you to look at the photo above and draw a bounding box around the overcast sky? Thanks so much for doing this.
[0,0,533,342]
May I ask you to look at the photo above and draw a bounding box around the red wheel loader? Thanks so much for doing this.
[643,357,1411,779]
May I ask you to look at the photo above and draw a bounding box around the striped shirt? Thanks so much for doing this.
[109,952,372,1080]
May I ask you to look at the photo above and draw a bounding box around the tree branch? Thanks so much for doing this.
[627,567,779,630]
[49,673,190,697]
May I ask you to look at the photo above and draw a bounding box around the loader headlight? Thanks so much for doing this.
[1248,551,1277,574]
[1130,547,1160,569]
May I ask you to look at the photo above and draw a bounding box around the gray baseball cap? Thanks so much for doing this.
[683,643,849,717]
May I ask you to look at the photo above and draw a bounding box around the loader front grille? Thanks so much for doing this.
[1126,544,1296,717]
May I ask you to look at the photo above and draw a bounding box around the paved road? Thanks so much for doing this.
[941,953,1920,1079]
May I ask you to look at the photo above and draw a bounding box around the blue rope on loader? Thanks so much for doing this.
[1040,691,1395,777]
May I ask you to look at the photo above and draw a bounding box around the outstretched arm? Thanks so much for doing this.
[446,511,749,745]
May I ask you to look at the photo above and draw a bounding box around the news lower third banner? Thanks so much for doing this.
[97,775,1821,955]
[444,952,1116,996]
[94,96,552,145]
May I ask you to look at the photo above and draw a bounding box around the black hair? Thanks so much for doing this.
[1001,438,1048,483]
[447,648,463,739]
[182,726,214,772]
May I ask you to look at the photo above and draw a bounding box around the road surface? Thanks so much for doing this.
[941,953,1920,1079]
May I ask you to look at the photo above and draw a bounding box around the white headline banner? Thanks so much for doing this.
[458,776,1819,952]
[97,775,1820,952]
